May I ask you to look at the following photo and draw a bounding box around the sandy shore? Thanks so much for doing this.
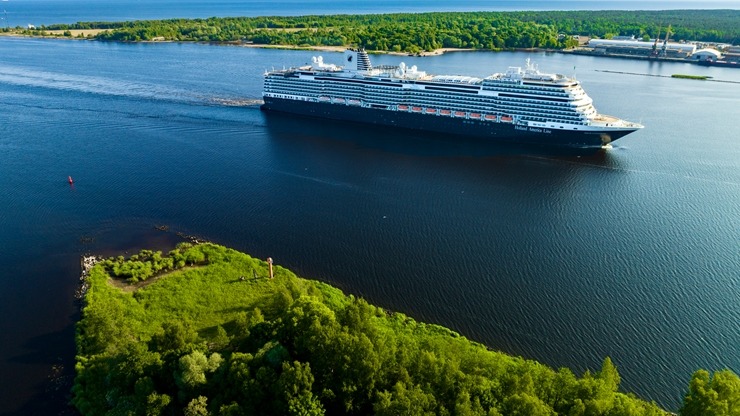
[396,47,478,56]
[49,29,107,36]
[238,43,349,53]
[0,28,107,37]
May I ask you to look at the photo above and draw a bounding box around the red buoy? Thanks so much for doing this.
[68,176,74,184]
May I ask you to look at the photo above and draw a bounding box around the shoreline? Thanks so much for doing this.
[236,43,489,56]
[2,31,727,67]
[0,31,554,57]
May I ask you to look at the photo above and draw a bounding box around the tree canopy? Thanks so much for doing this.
[33,10,740,50]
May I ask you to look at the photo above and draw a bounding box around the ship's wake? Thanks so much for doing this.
[0,64,262,108]
[207,97,264,107]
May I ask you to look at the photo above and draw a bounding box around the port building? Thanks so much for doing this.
[587,39,696,58]
[691,48,722,61]
[723,46,740,63]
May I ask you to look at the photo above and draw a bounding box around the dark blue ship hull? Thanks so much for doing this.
[261,97,636,148]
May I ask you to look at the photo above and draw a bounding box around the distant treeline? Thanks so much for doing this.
[40,10,739,52]
[72,243,740,415]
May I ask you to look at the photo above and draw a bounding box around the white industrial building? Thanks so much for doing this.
[691,48,722,61]
[587,39,697,58]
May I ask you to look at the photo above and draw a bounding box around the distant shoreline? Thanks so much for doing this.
[237,44,494,57]
[0,31,554,57]
[2,30,732,68]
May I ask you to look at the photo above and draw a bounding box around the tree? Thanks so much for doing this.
[373,382,437,416]
[279,361,325,416]
[144,392,172,416]
[217,402,241,416]
[681,369,740,416]
[598,357,621,393]
[681,370,716,415]
[503,393,555,416]
[151,321,199,353]
[184,395,210,416]
[175,351,223,400]
[210,325,231,351]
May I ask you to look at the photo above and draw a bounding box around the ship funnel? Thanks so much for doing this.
[343,48,372,72]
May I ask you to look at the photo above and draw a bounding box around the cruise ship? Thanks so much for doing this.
[261,49,643,147]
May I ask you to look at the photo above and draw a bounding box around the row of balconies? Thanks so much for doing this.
[267,81,587,122]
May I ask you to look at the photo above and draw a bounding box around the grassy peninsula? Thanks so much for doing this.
[11,10,740,53]
[73,243,739,415]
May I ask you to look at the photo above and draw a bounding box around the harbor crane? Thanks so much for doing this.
[651,26,661,57]
[651,24,671,58]
[661,24,672,57]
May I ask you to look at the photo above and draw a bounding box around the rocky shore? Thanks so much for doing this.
[75,255,100,300]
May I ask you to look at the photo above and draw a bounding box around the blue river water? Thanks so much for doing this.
[1,6,739,416]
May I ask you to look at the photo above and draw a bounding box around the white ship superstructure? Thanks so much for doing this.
[262,49,643,147]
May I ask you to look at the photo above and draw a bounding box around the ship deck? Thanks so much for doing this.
[593,114,620,123]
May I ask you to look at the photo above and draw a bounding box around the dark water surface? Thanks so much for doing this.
[0,38,739,414]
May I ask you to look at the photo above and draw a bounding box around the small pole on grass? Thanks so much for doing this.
[267,257,273,279]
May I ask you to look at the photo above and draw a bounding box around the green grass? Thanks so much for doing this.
[83,244,327,347]
[671,74,710,80]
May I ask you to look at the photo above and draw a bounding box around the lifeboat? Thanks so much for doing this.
[318,96,331,102]
[411,106,422,112]
[425,108,437,114]
[440,109,451,115]
[501,115,513,123]
[398,104,409,111]
[348,99,361,106]
[484,114,497,120]
[332,97,346,104]
[470,113,481,119]
[454,111,466,117]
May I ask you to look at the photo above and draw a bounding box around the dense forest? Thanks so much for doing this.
[73,243,740,415]
[30,10,740,52]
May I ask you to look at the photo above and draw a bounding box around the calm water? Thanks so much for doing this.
[2,0,739,26]
[1,37,739,414]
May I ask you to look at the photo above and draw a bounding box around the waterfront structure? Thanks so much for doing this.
[722,46,740,63]
[587,39,696,58]
[692,48,723,61]
[262,49,643,147]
